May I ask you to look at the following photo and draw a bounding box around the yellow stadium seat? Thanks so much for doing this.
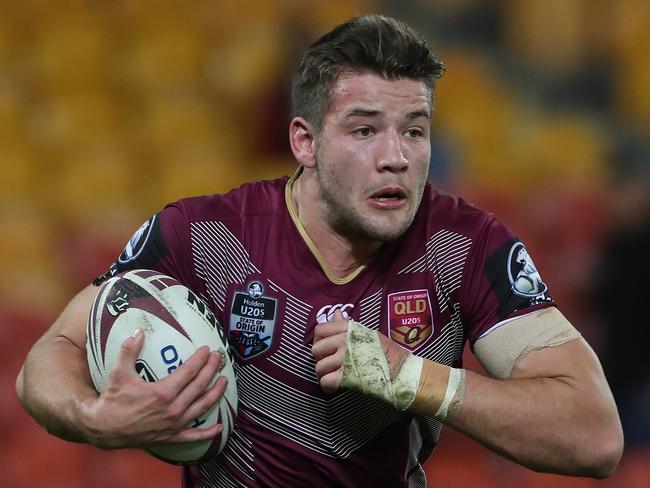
[0,143,38,199]
[136,94,219,151]
[121,21,204,92]
[156,143,250,203]
[502,0,592,80]
[48,143,136,224]
[27,91,120,151]
[23,8,110,90]
[609,0,650,123]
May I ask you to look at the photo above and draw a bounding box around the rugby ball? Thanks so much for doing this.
[86,269,238,465]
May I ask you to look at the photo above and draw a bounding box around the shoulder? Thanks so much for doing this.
[408,184,520,281]
[415,183,497,239]
[165,176,291,224]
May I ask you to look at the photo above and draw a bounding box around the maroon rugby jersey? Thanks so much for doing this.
[102,173,554,487]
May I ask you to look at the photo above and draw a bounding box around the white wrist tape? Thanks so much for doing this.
[434,367,463,419]
[341,320,423,410]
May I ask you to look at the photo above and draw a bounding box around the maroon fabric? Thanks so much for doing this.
[107,177,555,487]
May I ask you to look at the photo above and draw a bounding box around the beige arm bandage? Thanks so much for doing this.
[341,320,464,420]
[474,307,582,380]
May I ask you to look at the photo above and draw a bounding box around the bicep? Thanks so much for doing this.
[473,307,582,380]
[474,306,611,392]
[17,284,100,405]
[511,337,604,384]
[43,284,100,350]
[474,308,617,420]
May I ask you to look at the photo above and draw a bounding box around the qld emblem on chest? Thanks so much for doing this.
[387,289,433,350]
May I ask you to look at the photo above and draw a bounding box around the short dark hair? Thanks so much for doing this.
[292,15,445,134]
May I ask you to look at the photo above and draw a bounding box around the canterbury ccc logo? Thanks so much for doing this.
[316,303,354,324]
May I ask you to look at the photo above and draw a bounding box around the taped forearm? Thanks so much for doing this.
[410,360,466,420]
[340,320,465,420]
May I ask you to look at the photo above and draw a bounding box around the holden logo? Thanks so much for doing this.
[118,216,156,264]
[507,242,548,298]
[247,281,264,299]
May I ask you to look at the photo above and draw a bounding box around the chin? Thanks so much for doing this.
[360,218,412,242]
[330,205,415,243]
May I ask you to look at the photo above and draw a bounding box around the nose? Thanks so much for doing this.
[377,129,408,172]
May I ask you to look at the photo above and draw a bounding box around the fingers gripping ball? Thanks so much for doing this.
[341,320,423,410]
[86,269,238,465]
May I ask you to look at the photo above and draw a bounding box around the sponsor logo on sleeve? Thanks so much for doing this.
[118,216,156,264]
[507,242,548,298]
[486,239,553,319]
[387,289,433,350]
[229,281,278,359]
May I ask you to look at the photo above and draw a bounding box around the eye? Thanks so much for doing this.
[353,127,374,137]
[406,128,424,138]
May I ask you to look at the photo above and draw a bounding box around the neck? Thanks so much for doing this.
[291,169,382,279]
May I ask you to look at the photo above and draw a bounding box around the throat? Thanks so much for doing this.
[319,239,380,279]
[289,170,381,282]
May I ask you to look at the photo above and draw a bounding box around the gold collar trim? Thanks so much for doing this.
[285,169,366,285]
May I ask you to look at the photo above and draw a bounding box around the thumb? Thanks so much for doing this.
[332,308,346,322]
[116,328,144,373]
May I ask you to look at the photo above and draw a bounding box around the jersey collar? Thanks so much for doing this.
[284,168,367,285]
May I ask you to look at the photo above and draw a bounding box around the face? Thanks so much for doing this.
[314,72,432,242]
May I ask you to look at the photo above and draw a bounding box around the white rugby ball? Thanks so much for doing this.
[86,269,238,465]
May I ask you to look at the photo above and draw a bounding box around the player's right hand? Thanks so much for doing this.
[79,329,227,449]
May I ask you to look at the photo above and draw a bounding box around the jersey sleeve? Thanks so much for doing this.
[94,202,199,292]
[460,214,555,348]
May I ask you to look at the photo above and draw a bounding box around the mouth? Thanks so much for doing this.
[368,187,407,208]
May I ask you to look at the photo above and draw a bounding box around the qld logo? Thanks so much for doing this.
[387,289,433,351]
[507,242,548,298]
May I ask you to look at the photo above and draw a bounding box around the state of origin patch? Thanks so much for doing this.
[387,289,433,351]
[229,281,278,359]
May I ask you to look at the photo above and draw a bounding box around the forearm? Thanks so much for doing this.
[17,333,98,444]
[410,355,622,477]
[313,317,623,477]
[431,369,614,475]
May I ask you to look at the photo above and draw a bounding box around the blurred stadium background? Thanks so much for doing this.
[1,0,648,486]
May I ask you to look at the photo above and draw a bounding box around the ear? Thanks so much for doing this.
[289,117,317,169]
